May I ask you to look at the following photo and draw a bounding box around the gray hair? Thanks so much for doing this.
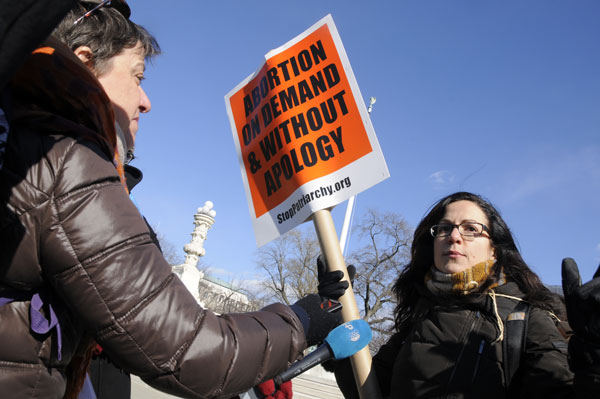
[53,2,160,74]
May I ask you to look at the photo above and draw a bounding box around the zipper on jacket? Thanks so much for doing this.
[446,311,481,388]
[471,339,486,384]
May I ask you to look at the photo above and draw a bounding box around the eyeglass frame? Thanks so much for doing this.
[124,150,136,165]
[73,0,113,25]
[430,222,491,240]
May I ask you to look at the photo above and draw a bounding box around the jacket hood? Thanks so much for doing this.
[6,36,118,162]
[0,0,77,92]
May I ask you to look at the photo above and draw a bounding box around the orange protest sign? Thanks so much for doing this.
[226,15,389,246]
[228,24,372,218]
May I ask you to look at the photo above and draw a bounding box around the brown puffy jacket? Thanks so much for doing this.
[0,40,305,399]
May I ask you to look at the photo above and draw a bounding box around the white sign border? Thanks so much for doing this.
[225,14,389,246]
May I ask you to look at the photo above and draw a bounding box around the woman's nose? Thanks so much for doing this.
[449,226,463,242]
[139,87,151,113]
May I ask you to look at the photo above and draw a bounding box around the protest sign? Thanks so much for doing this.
[226,15,387,397]
[225,14,389,247]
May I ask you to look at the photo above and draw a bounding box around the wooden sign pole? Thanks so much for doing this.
[312,209,383,399]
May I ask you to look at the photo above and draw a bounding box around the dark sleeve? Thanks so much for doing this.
[89,357,131,399]
[574,374,600,398]
[41,141,306,399]
[568,336,600,397]
[334,332,404,399]
[514,307,574,398]
[333,359,357,398]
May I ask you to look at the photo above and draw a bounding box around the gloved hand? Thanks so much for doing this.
[562,258,600,343]
[291,294,342,347]
[316,255,356,373]
[317,255,356,300]
[561,258,600,376]
[253,379,293,399]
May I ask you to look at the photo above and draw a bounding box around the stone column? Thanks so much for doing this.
[172,201,216,304]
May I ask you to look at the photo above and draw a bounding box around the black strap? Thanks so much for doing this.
[501,300,531,388]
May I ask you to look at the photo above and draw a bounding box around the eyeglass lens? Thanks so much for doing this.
[432,222,485,238]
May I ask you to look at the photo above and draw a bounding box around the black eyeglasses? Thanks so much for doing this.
[124,150,136,165]
[73,0,112,25]
[430,222,490,240]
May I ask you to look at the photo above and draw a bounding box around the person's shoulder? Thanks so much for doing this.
[527,305,570,347]
[53,138,120,195]
[2,126,78,190]
[496,281,525,298]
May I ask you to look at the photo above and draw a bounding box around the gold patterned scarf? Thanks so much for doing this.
[425,259,505,295]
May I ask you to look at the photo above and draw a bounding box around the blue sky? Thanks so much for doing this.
[127,1,600,286]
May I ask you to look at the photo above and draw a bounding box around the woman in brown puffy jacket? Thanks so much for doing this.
[0,2,340,398]
[329,192,600,398]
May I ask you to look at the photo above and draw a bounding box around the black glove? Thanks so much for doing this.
[561,258,600,376]
[290,294,342,347]
[562,258,600,343]
[315,256,357,372]
[317,255,356,300]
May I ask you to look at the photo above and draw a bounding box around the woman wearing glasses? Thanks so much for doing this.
[329,191,600,398]
[0,2,341,399]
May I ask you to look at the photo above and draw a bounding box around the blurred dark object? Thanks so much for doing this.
[89,355,131,399]
[561,258,600,382]
[562,258,600,344]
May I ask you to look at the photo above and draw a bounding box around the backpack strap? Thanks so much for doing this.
[500,299,531,388]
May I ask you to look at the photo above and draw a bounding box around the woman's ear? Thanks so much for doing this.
[73,45,94,69]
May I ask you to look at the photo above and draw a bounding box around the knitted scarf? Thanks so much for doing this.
[425,260,510,342]
[425,259,505,295]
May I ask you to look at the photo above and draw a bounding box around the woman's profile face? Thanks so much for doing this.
[96,41,151,145]
[433,200,495,274]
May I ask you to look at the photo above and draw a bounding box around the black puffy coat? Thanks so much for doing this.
[336,282,575,399]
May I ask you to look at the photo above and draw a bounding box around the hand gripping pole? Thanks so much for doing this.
[312,209,383,399]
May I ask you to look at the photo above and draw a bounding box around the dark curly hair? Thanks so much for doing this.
[52,2,160,74]
[392,192,559,332]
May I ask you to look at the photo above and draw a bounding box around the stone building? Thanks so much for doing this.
[171,201,252,313]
